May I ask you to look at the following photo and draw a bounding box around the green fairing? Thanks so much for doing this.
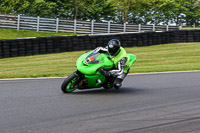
[127,53,136,67]
[75,50,136,88]
[76,51,114,87]
[85,73,106,87]
[76,51,114,75]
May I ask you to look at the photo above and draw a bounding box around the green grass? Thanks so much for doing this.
[0,28,79,39]
[182,26,200,30]
[0,42,200,79]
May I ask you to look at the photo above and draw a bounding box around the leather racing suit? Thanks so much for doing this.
[94,46,130,89]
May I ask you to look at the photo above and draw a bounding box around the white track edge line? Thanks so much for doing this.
[0,70,199,81]
[128,70,200,76]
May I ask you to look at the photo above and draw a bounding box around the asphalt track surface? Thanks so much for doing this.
[0,71,200,133]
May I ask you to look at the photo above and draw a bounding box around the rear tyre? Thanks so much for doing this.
[61,73,79,93]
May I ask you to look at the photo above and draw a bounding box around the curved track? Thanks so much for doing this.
[0,71,200,133]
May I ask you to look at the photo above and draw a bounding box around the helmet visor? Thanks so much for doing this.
[108,47,120,56]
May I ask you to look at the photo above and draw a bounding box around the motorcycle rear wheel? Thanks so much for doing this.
[61,73,78,93]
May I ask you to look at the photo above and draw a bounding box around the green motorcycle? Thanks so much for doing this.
[61,50,136,93]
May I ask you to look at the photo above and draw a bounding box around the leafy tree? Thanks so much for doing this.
[26,0,57,17]
[81,0,116,21]
[0,0,57,17]
[128,0,167,24]
[111,0,140,23]
[68,0,85,20]
[183,0,200,26]
[0,0,20,14]
[0,0,200,26]
[128,0,200,25]
[48,0,72,19]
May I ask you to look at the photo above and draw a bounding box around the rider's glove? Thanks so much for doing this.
[109,71,117,76]
[94,47,108,53]
[98,68,111,77]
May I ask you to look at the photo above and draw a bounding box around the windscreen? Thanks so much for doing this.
[84,52,104,64]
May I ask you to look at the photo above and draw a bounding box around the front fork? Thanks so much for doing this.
[73,70,88,89]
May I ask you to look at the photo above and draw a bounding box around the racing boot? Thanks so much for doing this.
[113,73,127,89]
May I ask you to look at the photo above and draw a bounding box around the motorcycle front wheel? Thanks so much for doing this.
[61,73,79,93]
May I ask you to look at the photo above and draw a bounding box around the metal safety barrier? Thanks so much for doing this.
[0,14,180,34]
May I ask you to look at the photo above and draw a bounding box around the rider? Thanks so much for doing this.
[95,39,130,89]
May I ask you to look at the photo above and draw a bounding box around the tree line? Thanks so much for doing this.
[0,0,200,26]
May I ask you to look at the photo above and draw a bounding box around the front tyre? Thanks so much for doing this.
[61,73,79,93]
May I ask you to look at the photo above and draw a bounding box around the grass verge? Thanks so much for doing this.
[0,42,200,78]
[182,26,200,30]
[0,28,79,39]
